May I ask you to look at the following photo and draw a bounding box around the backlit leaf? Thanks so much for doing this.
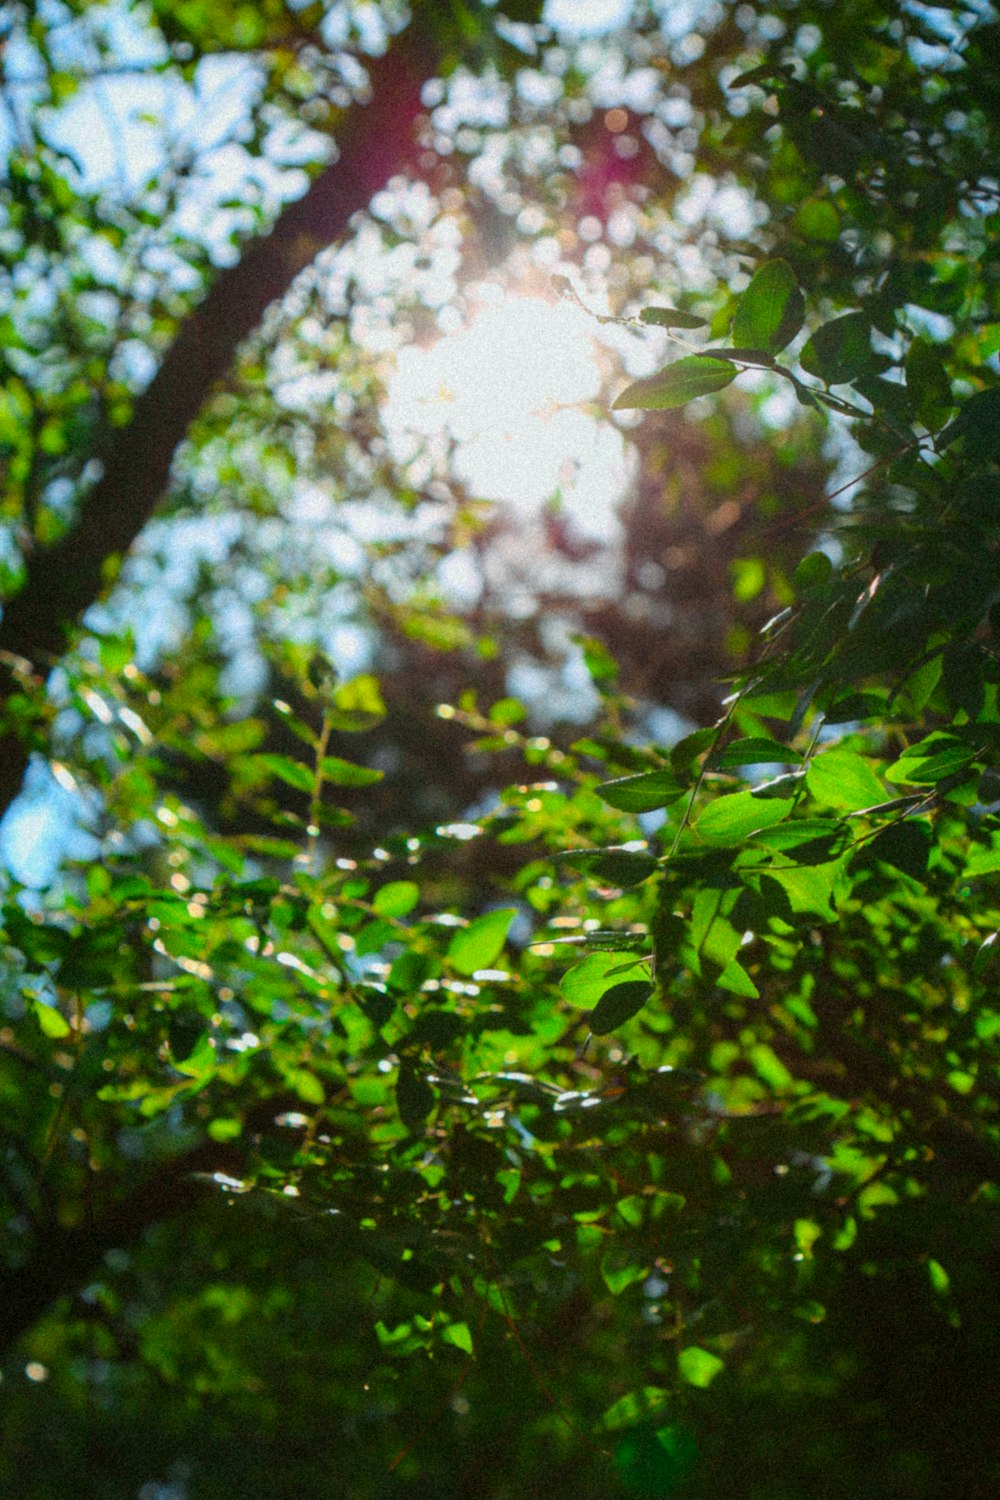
[731,260,804,354]
[695,792,795,844]
[319,755,382,786]
[256,753,314,792]
[678,1346,725,1388]
[561,951,649,1006]
[612,356,736,410]
[448,908,516,975]
[33,1002,71,1039]
[806,750,885,810]
[372,880,420,917]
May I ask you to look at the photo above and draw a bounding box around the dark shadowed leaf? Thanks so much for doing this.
[940,387,1000,459]
[905,337,954,430]
[590,979,654,1033]
[714,737,802,768]
[396,1061,435,1132]
[560,847,660,886]
[800,312,874,384]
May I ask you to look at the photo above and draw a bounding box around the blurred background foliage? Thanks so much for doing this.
[1,0,1000,1495]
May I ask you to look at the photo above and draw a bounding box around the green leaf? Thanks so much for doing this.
[678,1346,725,1388]
[173,1034,217,1080]
[289,1069,325,1106]
[763,864,839,920]
[639,305,707,329]
[396,1061,435,1132]
[806,750,885,811]
[560,847,659,886]
[695,792,795,844]
[715,957,760,998]
[488,696,525,725]
[256,753,314,793]
[447,908,516,975]
[905,337,954,430]
[372,880,420,917]
[883,736,974,785]
[792,198,841,242]
[671,727,717,779]
[561,951,649,1006]
[940,387,1000,459]
[731,260,804,354]
[595,769,684,812]
[33,1001,71,1039]
[328,674,386,730]
[824,691,888,725]
[731,555,766,601]
[800,312,873,384]
[441,1321,474,1354]
[701,346,776,367]
[590,979,654,1034]
[601,1251,648,1295]
[572,633,619,686]
[965,841,1000,877]
[612,356,736,410]
[714,737,802,769]
[794,551,833,596]
[857,819,931,878]
[728,61,793,88]
[319,755,382,787]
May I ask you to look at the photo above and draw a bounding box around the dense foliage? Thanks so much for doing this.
[2,1,999,1495]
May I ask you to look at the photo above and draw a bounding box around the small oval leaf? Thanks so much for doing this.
[596,769,684,812]
[372,880,420,918]
[639,305,707,329]
[319,755,382,787]
[612,356,736,411]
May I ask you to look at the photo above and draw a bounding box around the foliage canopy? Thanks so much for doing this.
[2,0,1000,1495]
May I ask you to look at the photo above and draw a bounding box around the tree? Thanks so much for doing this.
[2,1,1000,1496]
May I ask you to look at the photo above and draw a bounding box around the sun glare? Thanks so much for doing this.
[384,287,629,540]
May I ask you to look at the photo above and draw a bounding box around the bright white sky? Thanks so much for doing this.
[383,286,629,539]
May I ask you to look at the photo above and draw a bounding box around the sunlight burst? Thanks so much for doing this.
[384,287,629,540]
